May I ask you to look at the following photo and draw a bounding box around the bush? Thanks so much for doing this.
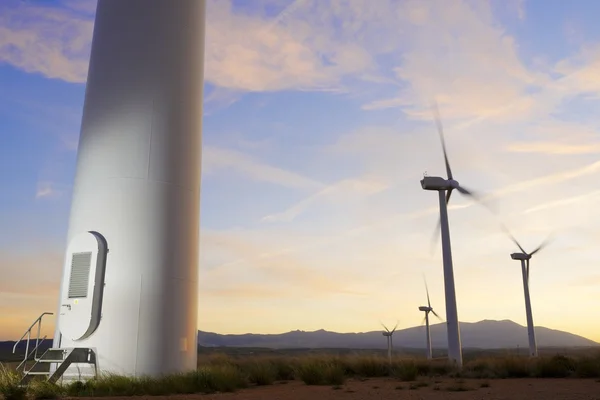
[27,380,63,400]
[244,361,277,386]
[295,358,346,385]
[393,360,419,381]
[535,355,575,378]
[350,356,389,377]
[574,356,600,378]
[269,358,296,381]
[494,356,532,378]
[0,364,26,400]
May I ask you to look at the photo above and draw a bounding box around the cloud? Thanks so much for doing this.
[523,190,600,215]
[1,0,546,108]
[506,141,600,155]
[359,0,547,122]
[200,229,368,298]
[0,0,93,83]
[35,181,62,199]
[203,145,323,190]
[261,176,389,223]
[485,159,600,200]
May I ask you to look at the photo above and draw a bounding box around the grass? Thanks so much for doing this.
[2,351,600,398]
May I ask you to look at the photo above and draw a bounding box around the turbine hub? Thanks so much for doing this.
[447,179,460,188]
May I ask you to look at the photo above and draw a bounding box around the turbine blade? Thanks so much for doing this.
[529,234,554,256]
[499,223,527,254]
[432,309,444,322]
[429,217,442,255]
[421,315,427,326]
[424,275,431,308]
[429,189,453,254]
[431,100,453,180]
[456,185,497,215]
[381,322,390,333]
[392,321,399,333]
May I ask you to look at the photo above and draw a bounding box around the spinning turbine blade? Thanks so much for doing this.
[500,223,527,254]
[421,316,427,326]
[530,234,553,256]
[432,309,444,322]
[431,100,453,180]
[429,188,453,253]
[380,321,390,332]
[424,276,431,308]
[392,321,399,333]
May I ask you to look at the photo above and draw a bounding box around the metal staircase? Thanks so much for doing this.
[13,312,98,385]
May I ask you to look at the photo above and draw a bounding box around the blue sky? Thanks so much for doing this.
[2,0,600,342]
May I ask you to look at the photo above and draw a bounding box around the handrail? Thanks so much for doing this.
[12,312,54,372]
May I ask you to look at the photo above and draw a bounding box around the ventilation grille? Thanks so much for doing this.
[68,252,92,298]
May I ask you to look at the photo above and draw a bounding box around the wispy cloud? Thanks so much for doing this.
[203,145,323,190]
[201,229,368,298]
[506,141,600,155]
[261,176,389,223]
[523,190,600,214]
[35,181,63,199]
[0,0,93,83]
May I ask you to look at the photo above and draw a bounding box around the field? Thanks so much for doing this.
[2,347,600,399]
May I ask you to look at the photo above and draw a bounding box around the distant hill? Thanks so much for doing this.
[3,320,596,362]
[197,320,599,349]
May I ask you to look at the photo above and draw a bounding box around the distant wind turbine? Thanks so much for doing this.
[503,224,553,357]
[381,321,398,364]
[419,277,444,360]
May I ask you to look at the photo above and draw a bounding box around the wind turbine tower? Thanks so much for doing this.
[420,102,491,369]
[381,322,398,364]
[51,0,206,379]
[419,277,443,360]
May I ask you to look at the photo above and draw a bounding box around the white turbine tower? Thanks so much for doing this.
[420,101,493,369]
[419,277,443,360]
[503,226,553,358]
[381,322,398,364]
[50,0,206,380]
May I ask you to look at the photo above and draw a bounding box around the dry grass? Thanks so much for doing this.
[1,352,600,398]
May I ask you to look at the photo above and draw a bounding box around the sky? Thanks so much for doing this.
[1,0,600,343]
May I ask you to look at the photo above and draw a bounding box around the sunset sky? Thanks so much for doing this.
[1,0,600,343]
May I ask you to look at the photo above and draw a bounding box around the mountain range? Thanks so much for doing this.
[197,320,599,349]
[2,320,597,361]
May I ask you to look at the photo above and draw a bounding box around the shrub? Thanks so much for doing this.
[574,356,600,378]
[393,360,419,381]
[27,380,63,400]
[0,364,26,400]
[535,355,575,378]
[245,361,277,386]
[269,358,296,381]
[350,356,389,377]
[295,358,346,385]
[494,356,532,378]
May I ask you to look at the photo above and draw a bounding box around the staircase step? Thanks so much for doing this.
[24,371,50,376]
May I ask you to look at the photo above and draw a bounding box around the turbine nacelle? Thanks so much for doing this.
[382,331,392,337]
[510,252,531,261]
[419,306,432,312]
[420,176,456,191]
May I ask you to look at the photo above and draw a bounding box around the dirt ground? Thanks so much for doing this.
[73,377,600,400]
